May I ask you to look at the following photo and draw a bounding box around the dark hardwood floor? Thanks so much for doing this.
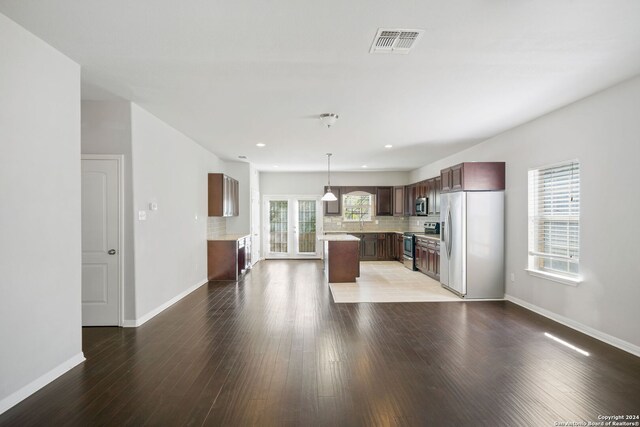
[2,260,639,426]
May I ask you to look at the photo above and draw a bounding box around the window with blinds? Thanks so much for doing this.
[343,193,373,222]
[528,160,580,280]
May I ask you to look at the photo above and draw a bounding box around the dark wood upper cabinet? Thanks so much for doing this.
[323,186,342,216]
[208,173,239,217]
[376,187,393,216]
[420,180,429,198]
[440,162,505,193]
[343,186,375,194]
[441,169,452,193]
[427,178,435,214]
[426,176,442,215]
[393,186,405,216]
[405,184,417,216]
[450,164,464,191]
[434,176,441,214]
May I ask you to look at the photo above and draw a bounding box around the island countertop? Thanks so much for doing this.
[323,230,404,235]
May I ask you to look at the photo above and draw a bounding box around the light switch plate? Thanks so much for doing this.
[138,210,147,221]
[149,202,158,211]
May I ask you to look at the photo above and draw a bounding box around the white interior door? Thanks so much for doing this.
[81,158,120,326]
[264,196,322,259]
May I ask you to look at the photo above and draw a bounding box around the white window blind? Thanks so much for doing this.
[528,161,580,279]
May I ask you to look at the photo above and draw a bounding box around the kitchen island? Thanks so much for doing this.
[318,234,360,283]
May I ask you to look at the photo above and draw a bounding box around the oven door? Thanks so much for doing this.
[403,235,416,270]
[403,236,413,257]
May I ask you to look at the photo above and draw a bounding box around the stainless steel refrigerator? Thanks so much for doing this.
[440,191,504,298]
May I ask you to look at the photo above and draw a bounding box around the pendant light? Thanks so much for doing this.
[320,113,339,128]
[321,153,337,201]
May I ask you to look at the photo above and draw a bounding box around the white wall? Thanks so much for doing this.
[130,104,225,321]
[224,161,251,235]
[260,171,410,195]
[81,100,136,321]
[0,13,83,413]
[411,75,640,351]
[249,164,261,261]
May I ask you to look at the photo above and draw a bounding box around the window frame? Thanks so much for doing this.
[342,192,375,222]
[527,159,582,286]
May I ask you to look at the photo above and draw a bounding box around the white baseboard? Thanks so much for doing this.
[123,279,207,328]
[0,352,85,415]
[505,294,640,358]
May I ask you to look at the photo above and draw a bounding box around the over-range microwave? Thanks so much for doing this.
[415,197,428,216]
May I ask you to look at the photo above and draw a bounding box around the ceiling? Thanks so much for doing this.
[2,1,640,172]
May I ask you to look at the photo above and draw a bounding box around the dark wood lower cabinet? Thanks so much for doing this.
[207,236,252,281]
[361,235,376,260]
[323,240,360,283]
[347,232,403,261]
[415,236,440,280]
[376,234,387,260]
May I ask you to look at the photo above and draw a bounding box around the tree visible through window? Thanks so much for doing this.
[343,193,373,221]
[528,161,580,280]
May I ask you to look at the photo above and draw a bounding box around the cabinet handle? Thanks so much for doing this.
[108,249,116,255]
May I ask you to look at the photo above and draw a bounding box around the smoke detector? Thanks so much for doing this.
[370,28,425,54]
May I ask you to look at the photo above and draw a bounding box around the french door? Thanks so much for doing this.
[264,196,322,258]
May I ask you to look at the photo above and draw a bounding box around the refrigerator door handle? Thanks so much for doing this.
[447,208,453,258]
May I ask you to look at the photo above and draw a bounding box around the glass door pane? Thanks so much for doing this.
[297,200,316,253]
[269,200,288,254]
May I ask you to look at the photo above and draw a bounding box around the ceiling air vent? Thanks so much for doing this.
[369,28,424,54]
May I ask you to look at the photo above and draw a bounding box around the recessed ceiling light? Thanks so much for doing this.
[384,144,393,148]
[361,165,368,168]
[256,143,266,147]
[273,165,279,168]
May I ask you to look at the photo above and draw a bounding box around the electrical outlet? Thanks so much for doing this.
[510,272,515,282]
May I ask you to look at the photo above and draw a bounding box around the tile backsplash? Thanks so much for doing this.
[207,217,227,239]
[323,215,408,232]
[323,215,441,233]
[408,215,440,232]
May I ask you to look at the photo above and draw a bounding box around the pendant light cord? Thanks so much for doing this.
[327,153,332,188]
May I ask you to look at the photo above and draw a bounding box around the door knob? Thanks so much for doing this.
[108,249,116,255]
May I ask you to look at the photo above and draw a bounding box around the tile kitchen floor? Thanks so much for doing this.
[329,261,461,303]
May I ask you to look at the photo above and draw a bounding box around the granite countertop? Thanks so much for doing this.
[324,230,404,234]
[318,234,360,241]
[208,233,251,241]
[413,234,441,241]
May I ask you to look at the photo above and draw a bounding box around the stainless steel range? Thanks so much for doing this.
[402,232,416,270]
[403,222,440,270]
